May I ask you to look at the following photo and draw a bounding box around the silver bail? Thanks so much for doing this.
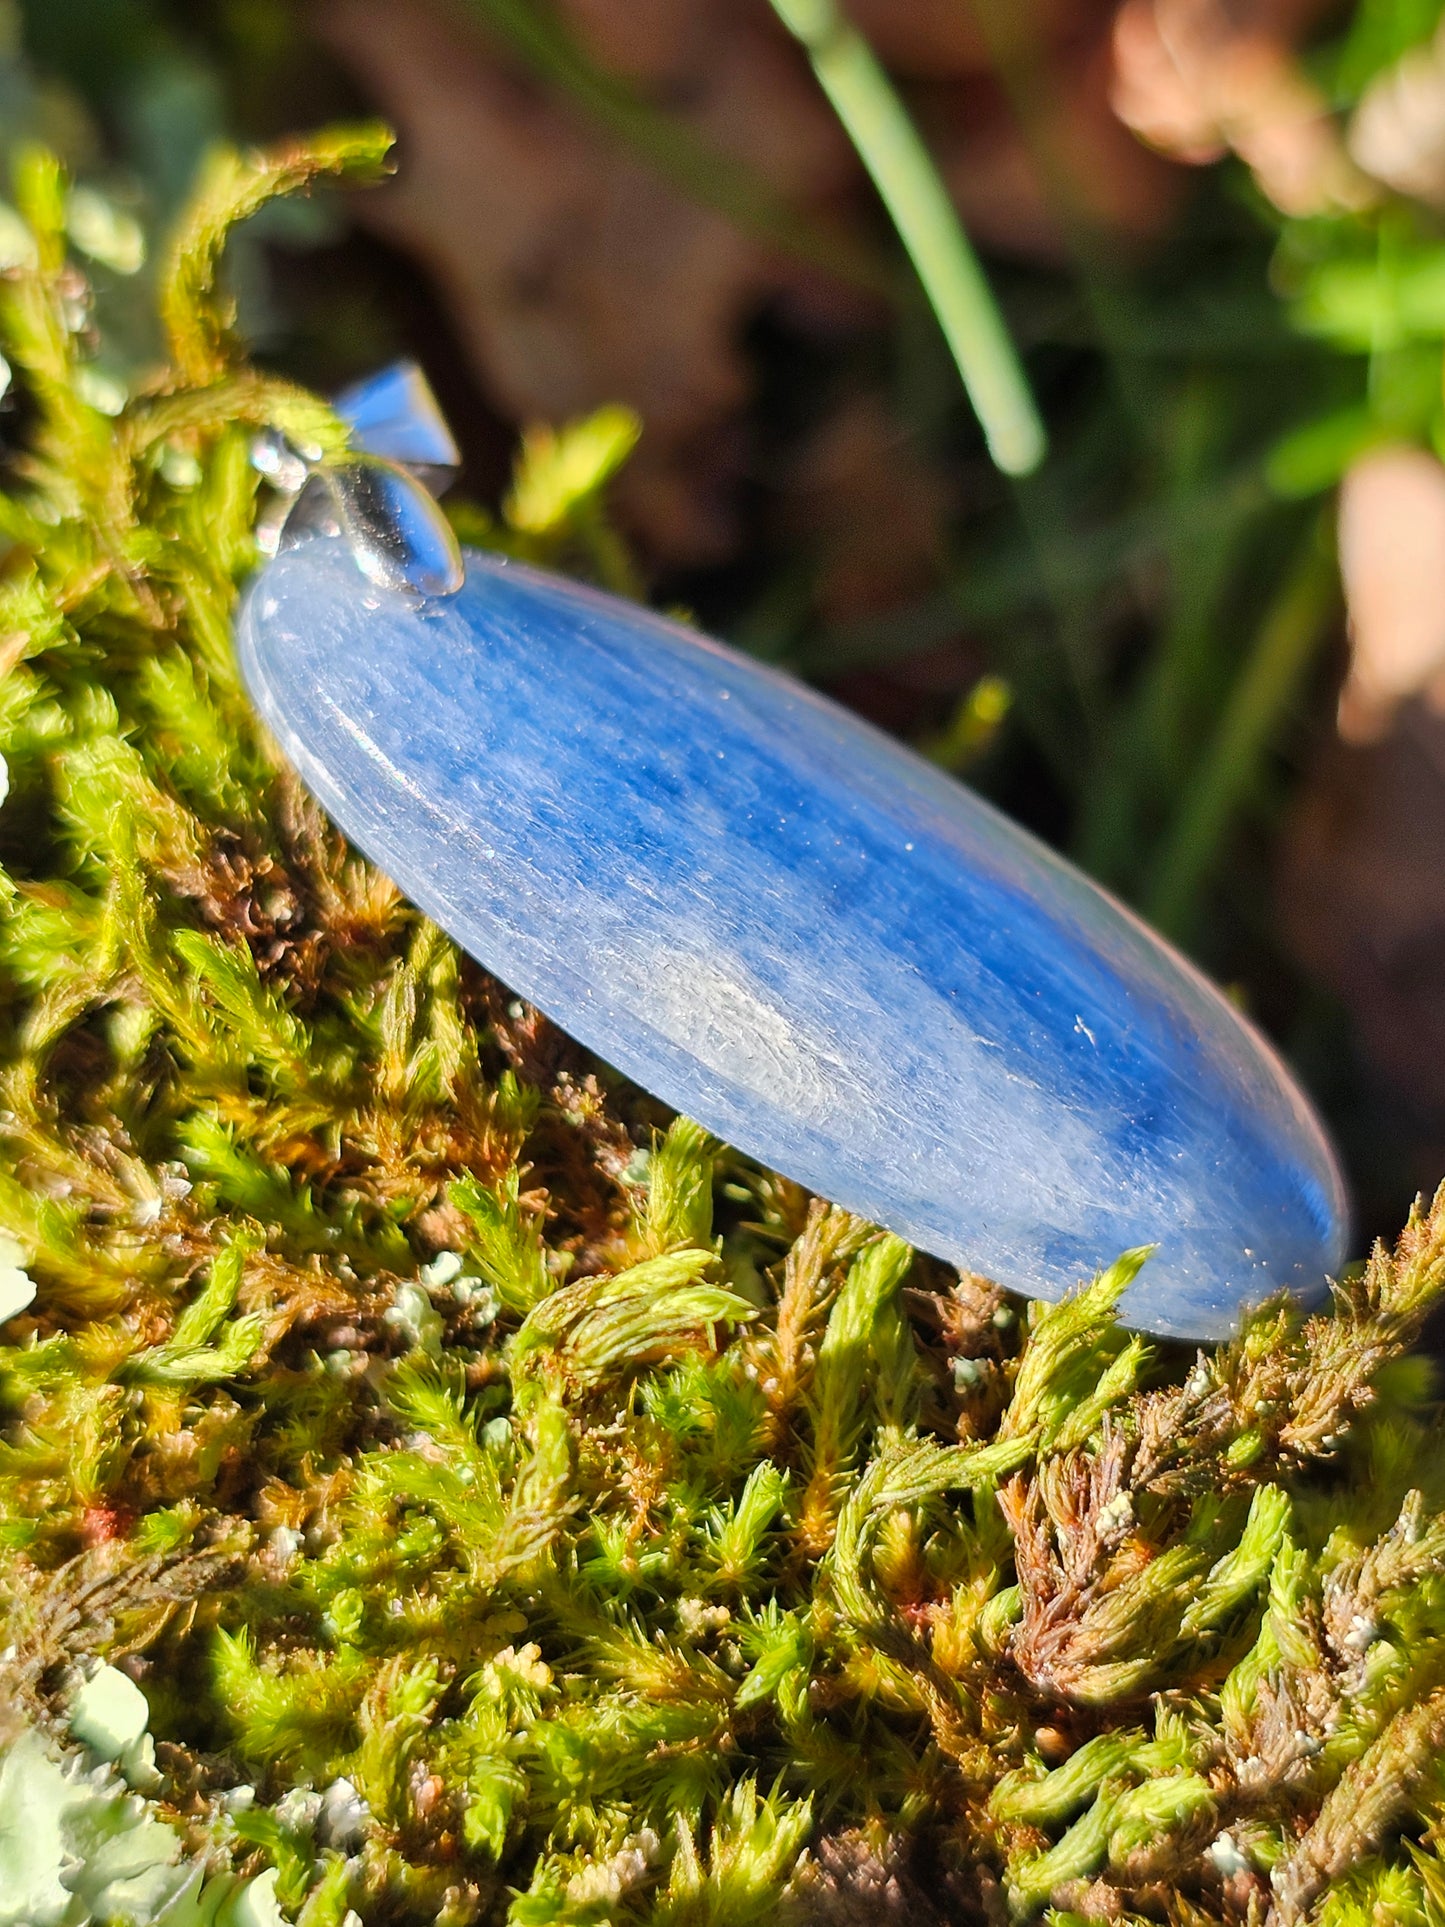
[333,360,461,493]
[253,360,465,600]
[280,458,465,599]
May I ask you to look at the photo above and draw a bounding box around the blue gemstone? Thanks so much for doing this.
[237,537,1348,1338]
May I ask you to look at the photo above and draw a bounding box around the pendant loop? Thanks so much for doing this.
[251,360,464,601]
[279,457,464,599]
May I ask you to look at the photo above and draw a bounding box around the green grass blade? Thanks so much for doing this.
[769,0,1046,475]
[1144,513,1338,940]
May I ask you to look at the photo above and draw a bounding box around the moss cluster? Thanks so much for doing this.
[6,126,1445,1927]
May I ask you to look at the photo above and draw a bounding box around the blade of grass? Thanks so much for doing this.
[1143,512,1338,941]
[1074,378,1261,890]
[456,0,895,296]
[768,0,1046,476]
[956,0,1192,782]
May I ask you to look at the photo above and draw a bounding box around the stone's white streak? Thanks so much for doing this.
[238,536,1349,1339]
[620,936,1120,1236]
[631,944,859,1124]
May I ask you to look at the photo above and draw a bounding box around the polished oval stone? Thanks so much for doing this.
[237,536,1348,1338]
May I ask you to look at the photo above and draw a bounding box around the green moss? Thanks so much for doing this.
[4,125,1445,1927]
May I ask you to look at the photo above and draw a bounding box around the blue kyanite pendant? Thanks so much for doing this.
[238,498,1347,1340]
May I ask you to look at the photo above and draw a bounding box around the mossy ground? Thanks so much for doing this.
[5,127,1445,1927]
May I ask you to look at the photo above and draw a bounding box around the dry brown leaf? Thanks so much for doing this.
[1111,0,1369,215]
[1337,445,1445,745]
